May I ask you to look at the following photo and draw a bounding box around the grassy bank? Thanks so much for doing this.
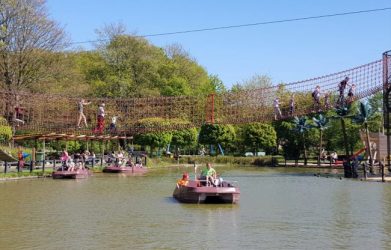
[160,155,284,167]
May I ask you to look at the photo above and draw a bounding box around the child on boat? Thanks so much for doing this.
[177,172,189,186]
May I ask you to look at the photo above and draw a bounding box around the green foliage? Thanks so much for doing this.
[81,33,217,98]
[324,118,362,153]
[231,74,272,92]
[239,123,277,154]
[133,117,181,153]
[198,124,236,150]
[178,155,283,166]
[134,132,172,151]
[171,128,198,149]
[0,116,12,143]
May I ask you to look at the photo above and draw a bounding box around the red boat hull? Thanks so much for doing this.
[102,166,148,174]
[173,180,240,204]
[52,169,91,179]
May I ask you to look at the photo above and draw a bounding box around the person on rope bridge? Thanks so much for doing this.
[94,102,105,134]
[289,94,295,116]
[109,115,119,133]
[347,84,356,103]
[312,85,321,111]
[337,76,351,105]
[77,98,91,128]
[273,97,282,120]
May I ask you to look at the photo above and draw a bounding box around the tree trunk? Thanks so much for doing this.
[340,118,350,158]
[303,134,307,166]
[318,130,323,167]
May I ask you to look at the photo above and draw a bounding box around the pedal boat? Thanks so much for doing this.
[102,164,147,174]
[173,179,240,204]
[52,168,91,179]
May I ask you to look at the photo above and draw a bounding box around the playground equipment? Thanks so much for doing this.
[360,132,388,162]
[0,56,388,139]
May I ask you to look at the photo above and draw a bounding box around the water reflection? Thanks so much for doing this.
[0,167,390,249]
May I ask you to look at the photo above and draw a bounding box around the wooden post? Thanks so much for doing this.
[4,161,8,173]
[100,140,104,167]
[381,158,385,182]
[42,139,46,173]
[32,147,36,172]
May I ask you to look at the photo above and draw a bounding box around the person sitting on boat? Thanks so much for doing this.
[200,163,217,186]
[67,158,76,172]
[177,172,189,186]
[126,157,135,167]
[60,150,70,170]
[116,151,125,166]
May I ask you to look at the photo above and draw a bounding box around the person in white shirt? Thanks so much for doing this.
[110,115,119,133]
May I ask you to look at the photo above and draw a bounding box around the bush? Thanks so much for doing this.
[178,155,283,166]
[0,116,12,143]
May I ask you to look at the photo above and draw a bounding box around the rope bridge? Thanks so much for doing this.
[0,55,390,139]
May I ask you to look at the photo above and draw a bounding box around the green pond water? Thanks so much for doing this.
[0,167,390,249]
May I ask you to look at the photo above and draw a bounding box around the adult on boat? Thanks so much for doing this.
[200,163,217,186]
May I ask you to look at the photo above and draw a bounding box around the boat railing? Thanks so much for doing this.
[196,178,239,188]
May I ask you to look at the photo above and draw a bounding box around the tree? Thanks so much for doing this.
[93,27,217,98]
[134,132,172,157]
[198,124,236,155]
[292,116,312,165]
[240,123,276,155]
[231,74,272,92]
[312,114,329,166]
[171,128,198,153]
[0,116,12,143]
[0,0,67,91]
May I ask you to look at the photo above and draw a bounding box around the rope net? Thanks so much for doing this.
[0,57,388,137]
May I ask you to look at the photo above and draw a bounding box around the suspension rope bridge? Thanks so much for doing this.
[1,53,390,140]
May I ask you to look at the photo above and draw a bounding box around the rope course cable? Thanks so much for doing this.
[0,56,389,140]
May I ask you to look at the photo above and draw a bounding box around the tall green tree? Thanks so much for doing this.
[171,128,198,153]
[240,123,276,155]
[198,124,236,155]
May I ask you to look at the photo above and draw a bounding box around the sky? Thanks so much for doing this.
[46,0,391,89]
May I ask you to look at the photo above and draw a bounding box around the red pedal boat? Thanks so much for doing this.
[52,169,91,179]
[102,164,147,174]
[173,179,240,204]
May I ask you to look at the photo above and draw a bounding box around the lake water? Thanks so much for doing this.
[0,167,390,249]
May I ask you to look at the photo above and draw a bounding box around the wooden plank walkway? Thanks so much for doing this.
[0,148,17,162]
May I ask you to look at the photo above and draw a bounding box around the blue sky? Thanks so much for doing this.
[46,0,391,89]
